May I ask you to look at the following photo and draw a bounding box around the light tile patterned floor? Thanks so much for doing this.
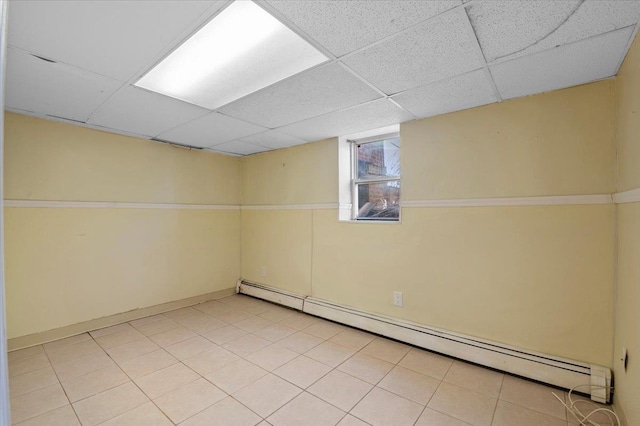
[7,294,612,425]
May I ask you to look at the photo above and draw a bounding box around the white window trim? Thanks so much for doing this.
[350,136,401,221]
[338,124,401,223]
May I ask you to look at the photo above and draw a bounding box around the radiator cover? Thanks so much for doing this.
[238,280,611,403]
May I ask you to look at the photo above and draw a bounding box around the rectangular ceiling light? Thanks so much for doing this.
[135,0,328,110]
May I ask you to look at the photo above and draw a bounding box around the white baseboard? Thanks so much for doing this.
[239,280,612,403]
[8,287,236,351]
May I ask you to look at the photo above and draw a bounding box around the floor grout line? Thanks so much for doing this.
[37,344,82,425]
[89,332,169,425]
[9,294,595,426]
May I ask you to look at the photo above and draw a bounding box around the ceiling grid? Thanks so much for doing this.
[461,3,503,104]
[5,0,640,155]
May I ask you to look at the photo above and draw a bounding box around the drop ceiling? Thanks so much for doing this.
[5,0,640,156]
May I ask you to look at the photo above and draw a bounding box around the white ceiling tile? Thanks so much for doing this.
[208,141,271,156]
[468,0,640,64]
[5,48,122,122]
[7,0,223,81]
[276,99,415,142]
[467,1,580,63]
[87,87,210,137]
[342,8,483,95]
[7,0,640,150]
[239,131,308,150]
[490,26,634,100]
[266,0,461,57]
[156,113,268,148]
[218,63,382,128]
[392,69,499,118]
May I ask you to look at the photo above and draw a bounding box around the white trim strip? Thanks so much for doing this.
[7,287,236,351]
[241,203,338,210]
[6,192,638,210]
[402,194,613,208]
[3,200,240,210]
[613,188,640,204]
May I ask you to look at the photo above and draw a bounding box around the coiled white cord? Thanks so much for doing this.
[552,384,620,426]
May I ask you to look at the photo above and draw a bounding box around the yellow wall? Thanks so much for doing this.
[616,33,640,192]
[5,113,241,204]
[241,210,312,294]
[241,139,337,205]
[239,140,338,295]
[4,208,239,338]
[240,82,617,366]
[402,81,616,199]
[613,34,640,426]
[312,206,614,365]
[614,204,640,425]
[3,113,241,338]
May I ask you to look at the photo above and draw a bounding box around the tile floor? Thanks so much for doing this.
[7,294,614,425]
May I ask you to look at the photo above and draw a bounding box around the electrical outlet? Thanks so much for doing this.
[393,291,403,307]
[261,266,267,277]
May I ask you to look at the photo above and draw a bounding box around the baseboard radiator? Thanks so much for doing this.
[236,280,305,310]
[237,280,611,403]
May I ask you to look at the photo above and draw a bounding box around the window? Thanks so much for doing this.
[350,133,400,221]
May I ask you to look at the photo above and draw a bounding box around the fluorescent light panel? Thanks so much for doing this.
[135,1,328,110]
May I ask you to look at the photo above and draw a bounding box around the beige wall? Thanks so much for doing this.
[312,205,614,365]
[241,210,312,295]
[240,82,617,367]
[614,204,640,425]
[613,35,640,426]
[5,113,241,204]
[241,139,337,205]
[402,80,616,199]
[616,33,640,192]
[3,113,241,338]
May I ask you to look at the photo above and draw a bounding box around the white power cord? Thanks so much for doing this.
[552,384,620,426]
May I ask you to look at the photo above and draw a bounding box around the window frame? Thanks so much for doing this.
[349,132,401,222]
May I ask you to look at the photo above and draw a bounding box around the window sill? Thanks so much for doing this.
[338,218,402,225]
